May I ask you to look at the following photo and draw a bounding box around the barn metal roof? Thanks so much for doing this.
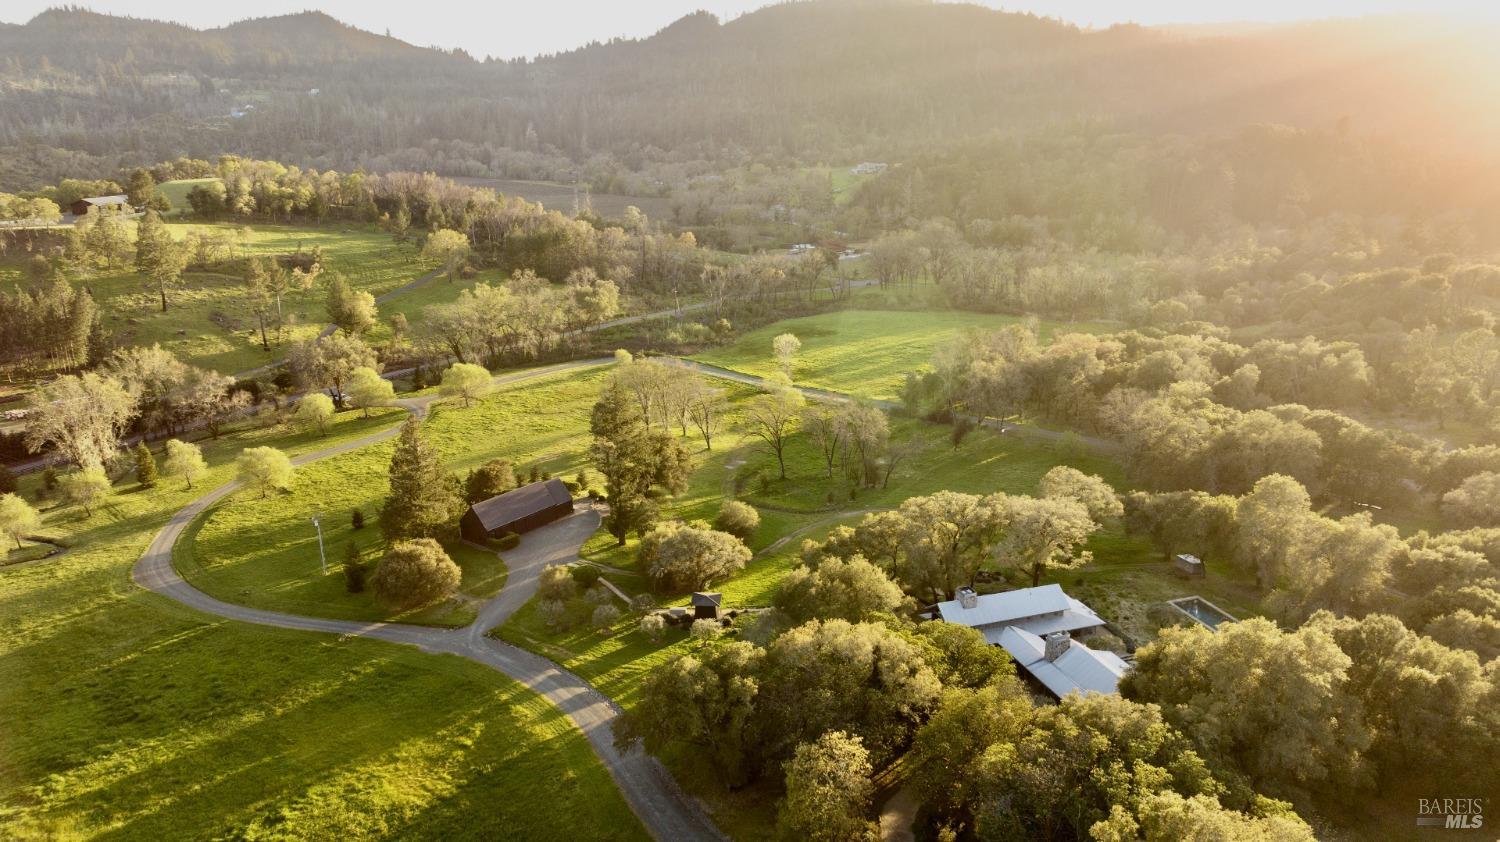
[467,478,571,532]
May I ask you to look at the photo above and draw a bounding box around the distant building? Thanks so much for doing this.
[851,162,888,175]
[460,478,573,542]
[1174,553,1205,577]
[691,592,723,620]
[69,195,131,217]
[934,584,1125,697]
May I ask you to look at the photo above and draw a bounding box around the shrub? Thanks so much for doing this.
[592,604,622,630]
[639,613,666,640]
[134,442,158,488]
[539,564,577,601]
[370,538,461,610]
[630,594,658,612]
[494,531,521,550]
[0,464,15,495]
[539,598,569,630]
[563,479,581,493]
[714,500,761,540]
[571,564,602,588]
[690,618,722,644]
[951,416,975,449]
[343,542,366,593]
[465,458,518,503]
[351,508,365,530]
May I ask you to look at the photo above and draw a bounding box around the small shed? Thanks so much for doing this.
[70,195,131,217]
[1174,554,1205,578]
[690,592,723,620]
[460,478,573,542]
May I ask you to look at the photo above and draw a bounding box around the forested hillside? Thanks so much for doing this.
[3,3,1498,190]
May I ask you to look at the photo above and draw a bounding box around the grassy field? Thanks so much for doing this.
[179,365,619,623]
[177,407,508,628]
[156,178,220,217]
[826,165,880,206]
[693,309,1113,401]
[0,408,645,839]
[484,353,1169,837]
[66,221,432,375]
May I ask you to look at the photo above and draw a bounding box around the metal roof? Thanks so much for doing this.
[935,584,1077,629]
[996,626,1127,697]
[467,478,571,532]
[690,592,722,608]
[81,195,129,206]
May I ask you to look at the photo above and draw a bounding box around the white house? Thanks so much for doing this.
[934,584,1126,697]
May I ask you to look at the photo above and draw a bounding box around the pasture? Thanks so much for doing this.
[57,221,430,375]
[693,308,1112,401]
[0,406,644,840]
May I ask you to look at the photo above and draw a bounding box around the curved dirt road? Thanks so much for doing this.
[131,360,725,842]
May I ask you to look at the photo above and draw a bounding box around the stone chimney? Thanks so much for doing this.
[1044,631,1072,662]
[957,586,978,610]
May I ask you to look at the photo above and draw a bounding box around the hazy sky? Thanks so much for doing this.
[3,1,1493,59]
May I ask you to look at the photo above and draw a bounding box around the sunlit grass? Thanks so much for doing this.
[0,408,644,840]
[694,308,1112,401]
[68,221,432,374]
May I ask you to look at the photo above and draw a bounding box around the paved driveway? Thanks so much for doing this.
[131,361,724,842]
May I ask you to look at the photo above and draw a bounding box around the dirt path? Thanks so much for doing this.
[130,359,726,842]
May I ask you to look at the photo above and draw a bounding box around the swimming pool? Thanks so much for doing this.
[1166,596,1236,630]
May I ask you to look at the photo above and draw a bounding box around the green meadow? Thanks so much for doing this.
[156,177,220,217]
[72,221,433,375]
[180,365,620,624]
[0,407,644,840]
[693,308,1113,401]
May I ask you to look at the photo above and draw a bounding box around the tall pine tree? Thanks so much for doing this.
[134,442,158,489]
[590,381,691,544]
[379,415,462,541]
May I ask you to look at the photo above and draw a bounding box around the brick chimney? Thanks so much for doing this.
[957,586,978,610]
[1044,631,1072,662]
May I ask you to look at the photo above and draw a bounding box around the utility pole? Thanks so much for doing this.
[311,511,327,574]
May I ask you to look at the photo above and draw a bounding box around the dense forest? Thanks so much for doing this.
[3,3,1500,193]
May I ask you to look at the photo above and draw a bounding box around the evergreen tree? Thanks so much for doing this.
[378,415,463,541]
[343,541,366,593]
[590,381,691,544]
[0,463,16,495]
[134,441,158,488]
[351,508,365,529]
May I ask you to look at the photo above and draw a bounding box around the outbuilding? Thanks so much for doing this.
[69,195,132,217]
[690,592,723,620]
[460,478,573,542]
[1174,553,1205,577]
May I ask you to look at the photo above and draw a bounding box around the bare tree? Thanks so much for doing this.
[745,385,805,479]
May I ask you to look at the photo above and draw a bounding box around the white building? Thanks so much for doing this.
[934,584,1126,697]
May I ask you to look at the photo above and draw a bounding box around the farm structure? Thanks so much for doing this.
[461,478,574,542]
